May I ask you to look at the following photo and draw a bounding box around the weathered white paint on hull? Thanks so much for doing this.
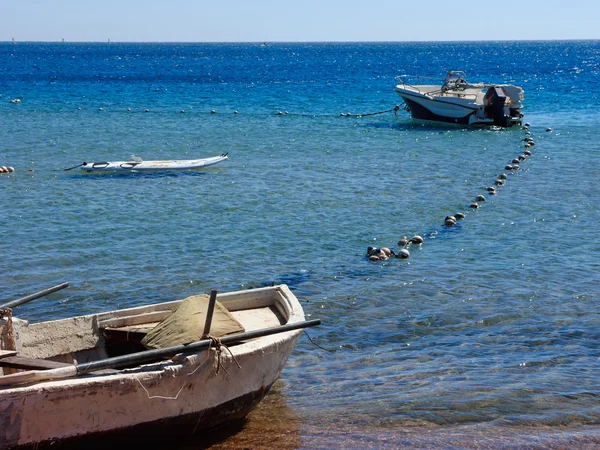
[0,285,306,449]
[2,331,300,448]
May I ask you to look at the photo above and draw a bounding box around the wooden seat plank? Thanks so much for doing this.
[0,350,18,359]
[0,356,73,370]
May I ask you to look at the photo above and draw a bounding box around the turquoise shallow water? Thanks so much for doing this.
[1,41,600,447]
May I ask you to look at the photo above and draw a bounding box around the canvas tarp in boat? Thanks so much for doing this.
[141,294,245,349]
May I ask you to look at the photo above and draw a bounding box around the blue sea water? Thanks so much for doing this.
[1,41,600,448]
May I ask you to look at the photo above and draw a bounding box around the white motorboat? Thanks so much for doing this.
[394,71,524,127]
[66,153,228,172]
[0,284,319,448]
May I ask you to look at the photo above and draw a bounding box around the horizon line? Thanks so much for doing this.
[3,38,599,44]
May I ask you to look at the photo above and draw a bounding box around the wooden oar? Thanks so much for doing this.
[0,282,69,310]
[0,318,321,386]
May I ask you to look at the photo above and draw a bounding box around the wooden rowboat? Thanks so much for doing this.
[65,153,228,172]
[0,284,319,449]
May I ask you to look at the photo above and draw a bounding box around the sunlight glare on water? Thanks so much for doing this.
[1,41,600,447]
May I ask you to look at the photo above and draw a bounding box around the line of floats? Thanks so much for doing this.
[8,96,397,118]
[366,123,553,262]
[1,103,399,173]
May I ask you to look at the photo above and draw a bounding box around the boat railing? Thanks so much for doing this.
[439,90,479,100]
[396,74,484,101]
[395,74,444,94]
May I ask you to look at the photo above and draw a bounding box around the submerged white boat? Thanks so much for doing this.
[67,153,228,172]
[394,71,524,127]
[0,284,319,448]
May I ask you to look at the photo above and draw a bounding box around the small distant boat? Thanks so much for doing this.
[394,71,524,127]
[0,283,319,448]
[67,153,228,172]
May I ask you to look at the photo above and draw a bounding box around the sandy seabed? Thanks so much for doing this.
[179,382,600,450]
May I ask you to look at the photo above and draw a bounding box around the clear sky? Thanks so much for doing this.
[1,0,597,42]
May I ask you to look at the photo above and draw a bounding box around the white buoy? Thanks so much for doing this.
[396,249,410,259]
[476,194,485,202]
[410,235,424,244]
[211,109,216,114]
[444,216,456,226]
[455,212,465,220]
[546,127,552,132]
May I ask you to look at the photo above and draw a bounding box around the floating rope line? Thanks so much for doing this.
[73,106,403,118]
[340,105,400,117]
[303,330,337,353]
[367,122,545,262]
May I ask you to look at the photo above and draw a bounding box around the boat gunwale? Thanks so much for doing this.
[0,285,305,391]
[395,87,480,112]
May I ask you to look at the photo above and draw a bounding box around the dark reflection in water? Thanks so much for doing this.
[177,380,302,450]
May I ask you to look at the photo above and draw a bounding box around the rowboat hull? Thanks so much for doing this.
[79,153,228,172]
[0,285,307,448]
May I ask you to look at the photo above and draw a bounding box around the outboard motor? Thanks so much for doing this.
[484,86,509,127]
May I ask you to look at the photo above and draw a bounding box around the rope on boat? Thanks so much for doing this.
[64,162,86,171]
[133,335,240,401]
[209,336,241,375]
[135,376,186,401]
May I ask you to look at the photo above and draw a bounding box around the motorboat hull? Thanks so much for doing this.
[398,92,477,126]
[394,71,524,127]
